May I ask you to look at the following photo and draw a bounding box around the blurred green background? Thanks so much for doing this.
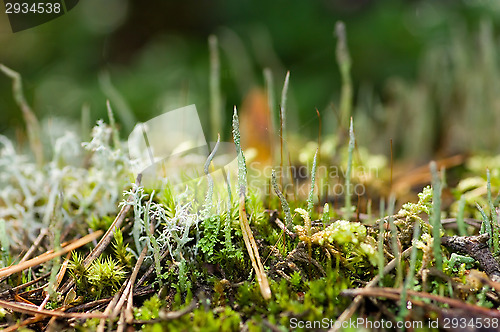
[1,0,500,161]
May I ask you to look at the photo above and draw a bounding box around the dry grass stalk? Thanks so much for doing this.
[238,195,271,300]
[0,230,103,279]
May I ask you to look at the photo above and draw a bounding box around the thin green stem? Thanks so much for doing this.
[209,35,222,138]
[345,117,355,220]
[378,199,385,286]
[456,196,467,236]
[430,161,443,271]
[487,169,498,252]
[335,21,352,129]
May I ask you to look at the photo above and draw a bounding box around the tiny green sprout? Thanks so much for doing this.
[113,228,134,267]
[399,185,433,216]
[430,161,443,271]
[456,195,467,236]
[486,169,499,252]
[448,253,476,270]
[322,203,330,225]
[295,208,312,257]
[344,117,355,220]
[68,252,88,293]
[477,203,492,248]
[399,221,420,320]
[88,215,114,232]
[87,256,127,299]
[232,107,247,198]
[307,149,318,217]
[272,169,292,227]
[68,251,85,277]
[201,134,220,219]
[134,294,163,321]
[290,271,302,289]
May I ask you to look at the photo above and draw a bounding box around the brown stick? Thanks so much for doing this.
[0,272,50,299]
[441,233,500,281]
[0,298,107,319]
[0,231,102,279]
[20,228,49,264]
[341,287,500,318]
[112,246,148,318]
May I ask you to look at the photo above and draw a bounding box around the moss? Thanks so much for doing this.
[68,253,127,300]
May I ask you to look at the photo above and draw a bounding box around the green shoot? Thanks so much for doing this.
[430,161,443,271]
[456,196,467,236]
[106,100,121,149]
[344,117,355,220]
[322,203,330,226]
[399,221,421,320]
[279,71,290,187]
[307,149,318,217]
[224,171,235,253]
[477,203,492,248]
[112,228,134,268]
[378,198,385,286]
[201,134,220,219]
[209,35,222,137]
[47,192,63,300]
[232,107,247,198]
[387,194,402,286]
[271,169,292,227]
[487,169,498,252]
[335,21,352,128]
